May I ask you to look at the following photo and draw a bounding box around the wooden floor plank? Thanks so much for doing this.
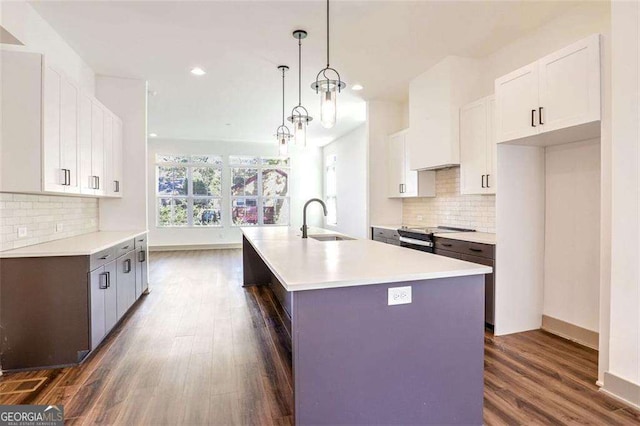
[1,249,639,426]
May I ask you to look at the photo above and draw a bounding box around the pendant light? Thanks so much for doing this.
[275,65,292,156]
[287,30,312,147]
[311,0,345,129]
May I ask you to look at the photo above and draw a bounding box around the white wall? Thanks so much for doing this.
[97,76,149,233]
[322,124,367,239]
[367,101,404,229]
[0,0,95,93]
[544,139,601,332]
[147,139,322,248]
[601,0,640,407]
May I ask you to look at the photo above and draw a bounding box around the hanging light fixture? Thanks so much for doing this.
[311,0,345,129]
[287,30,312,147]
[275,65,292,156]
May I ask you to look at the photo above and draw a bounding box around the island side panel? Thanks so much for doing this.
[0,256,90,370]
[292,275,485,425]
[242,235,272,286]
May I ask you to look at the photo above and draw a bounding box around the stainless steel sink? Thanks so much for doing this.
[309,234,355,242]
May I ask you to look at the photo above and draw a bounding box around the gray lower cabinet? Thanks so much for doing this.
[434,236,496,327]
[89,260,117,350]
[116,250,137,319]
[135,234,148,297]
[371,227,401,246]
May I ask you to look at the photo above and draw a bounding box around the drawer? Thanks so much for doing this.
[134,234,147,249]
[373,234,387,243]
[90,247,117,271]
[372,227,399,240]
[386,238,401,247]
[435,237,495,260]
[116,239,135,257]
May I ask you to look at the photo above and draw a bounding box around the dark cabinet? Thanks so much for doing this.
[371,227,401,246]
[135,234,148,297]
[434,237,496,327]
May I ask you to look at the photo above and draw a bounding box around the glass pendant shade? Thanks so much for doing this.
[278,135,289,156]
[294,119,307,147]
[320,88,337,129]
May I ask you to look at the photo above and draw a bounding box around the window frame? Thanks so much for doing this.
[155,155,223,228]
[230,156,290,227]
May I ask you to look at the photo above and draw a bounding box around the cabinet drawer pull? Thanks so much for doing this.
[531,109,537,127]
[539,107,544,125]
[441,243,453,247]
[99,253,111,260]
[469,248,483,253]
[99,272,108,289]
[121,245,130,250]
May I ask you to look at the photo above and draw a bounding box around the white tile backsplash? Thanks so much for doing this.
[402,167,496,233]
[0,193,98,251]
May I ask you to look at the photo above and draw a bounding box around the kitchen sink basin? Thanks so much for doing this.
[309,234,355,242]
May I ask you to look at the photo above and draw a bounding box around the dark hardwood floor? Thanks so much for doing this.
[1,249,639,425]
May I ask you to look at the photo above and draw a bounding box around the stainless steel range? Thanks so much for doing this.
[397,226,475,253]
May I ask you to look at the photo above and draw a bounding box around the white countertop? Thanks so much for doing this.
[242,227,492,291]
[0,230,147,258]
[434,232,496,245]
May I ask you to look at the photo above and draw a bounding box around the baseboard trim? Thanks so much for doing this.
[541,315,599,350]
[601,372,640,410]
[149,243,242,252]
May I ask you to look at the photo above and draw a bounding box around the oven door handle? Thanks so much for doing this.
[399,236,434,247]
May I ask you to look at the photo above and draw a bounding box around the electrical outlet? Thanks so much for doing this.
[90,219,97,226]
[17,227,27,238]
[416,215,423,221]
[388,286,412,306]
[55,223,64,233]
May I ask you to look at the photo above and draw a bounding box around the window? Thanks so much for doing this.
[325,154,337,225]
[231,156,290,226]
[156,154,223,227]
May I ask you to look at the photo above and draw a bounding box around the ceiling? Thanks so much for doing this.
[29,0,582,145]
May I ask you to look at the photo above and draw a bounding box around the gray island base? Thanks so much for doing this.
[242,229,487,425]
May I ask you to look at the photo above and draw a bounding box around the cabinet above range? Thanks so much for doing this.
[495,34,601,146]
[1,51,124,198]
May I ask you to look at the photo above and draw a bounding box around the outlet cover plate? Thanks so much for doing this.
[17,227,27,238]
[55,223,64,233]
[388,286,412,306]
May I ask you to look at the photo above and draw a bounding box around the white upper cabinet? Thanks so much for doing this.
[1,51,123,197]
[495,34,601,146]
[387,129,435,198]
[105,115,124,197]
[495,63,539,143]
[538,34,601,133]
[408,56,481,171]
[460,95,496,195]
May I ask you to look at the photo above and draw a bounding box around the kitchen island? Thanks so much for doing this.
[241,226,492,425]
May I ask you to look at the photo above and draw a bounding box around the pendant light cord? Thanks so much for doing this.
[282,67,285,126]
[326,0,330,67]
[298,37,302,106]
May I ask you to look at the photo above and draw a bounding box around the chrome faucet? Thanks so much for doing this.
[301,198,328,238]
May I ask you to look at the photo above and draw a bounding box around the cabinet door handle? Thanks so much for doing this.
[114,180,120,193]
[138,250,146,263]
[481,174,486,188]
[99,272,108,289]
[124,258,132,273]
[486,174,490,188]
[531,109,537,127]
[96,176,100,190]
[106,271,111,288]
[539,107,544,125]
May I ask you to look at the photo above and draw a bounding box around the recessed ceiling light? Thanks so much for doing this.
[148,133,157,138]
[190,67,206,76]
[352,84,364,91]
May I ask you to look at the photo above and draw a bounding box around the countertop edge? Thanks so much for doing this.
[0,230,149,258]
